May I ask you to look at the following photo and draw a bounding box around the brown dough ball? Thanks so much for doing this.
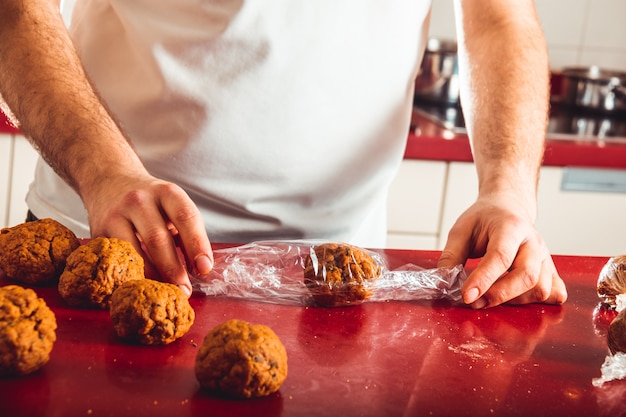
[109,279,195,345]
[597,255,626,308]
[303,242,382,307]
[58,237,144,309]
[0,218,80,285]
[0,285,57,376]
[608,308,626,355]
[195,319,288,398]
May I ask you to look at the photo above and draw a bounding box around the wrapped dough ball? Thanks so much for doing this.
[0,218,80,285]
[597,255,626,308]
[58,237,144,308]
[0,285,57,376]
[608,308,626,355]
[303,242,382,307]
[110,279,195,345]
[195,319,288,398]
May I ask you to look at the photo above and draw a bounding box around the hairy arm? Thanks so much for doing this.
[0,0,214,294]
[438,0,567,307]
[455,0,547,217]
[0,1,143,195]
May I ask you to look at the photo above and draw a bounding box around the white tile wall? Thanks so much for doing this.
[429,0,626,71]
[0,134,39,228]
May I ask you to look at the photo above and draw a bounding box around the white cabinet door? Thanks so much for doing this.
[437,162,478,250]
[386,160,447,249]
[440,162,626,256]
[8,135,38,227]
[0,134,12,227]
[536,167,626,256]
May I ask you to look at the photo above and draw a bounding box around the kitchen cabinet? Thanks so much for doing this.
[437,161,477,251]
[0,133,38,228]
[385,159,447,249]
[535,166,626,256]
[437,161,626,257]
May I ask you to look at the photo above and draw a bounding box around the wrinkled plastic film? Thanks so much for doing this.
[191,241,467,307]
[592,352,626,387]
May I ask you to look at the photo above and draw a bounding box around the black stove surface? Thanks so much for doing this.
[413,100,626,143]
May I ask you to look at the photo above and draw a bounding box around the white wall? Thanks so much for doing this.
[429,0,626,72]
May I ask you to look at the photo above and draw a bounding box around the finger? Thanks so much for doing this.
[159,184,214,277]
[91,216,162,285]
[508,263,568,305]
[129,199,191,296]
[462,229,521,305]
[437,223,472,270]
[469,236,545,308]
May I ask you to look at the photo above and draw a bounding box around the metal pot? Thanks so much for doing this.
[560,66,626,114]
[414,38,460,105]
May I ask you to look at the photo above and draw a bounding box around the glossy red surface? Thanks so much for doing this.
[1,247,624,417]
[0,110,19,135]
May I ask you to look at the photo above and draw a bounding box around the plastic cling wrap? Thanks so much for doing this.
[191,241,467,307]
[597,255,626,308]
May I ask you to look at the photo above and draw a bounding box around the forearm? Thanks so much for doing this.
[0,1,146,203]
[454,0,549,220]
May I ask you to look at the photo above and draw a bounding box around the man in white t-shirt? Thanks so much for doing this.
[0,0,567,308]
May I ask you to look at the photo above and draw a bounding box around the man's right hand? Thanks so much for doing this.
[83,172,214,297]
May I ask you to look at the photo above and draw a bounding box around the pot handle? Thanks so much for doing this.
[611,84,626,102]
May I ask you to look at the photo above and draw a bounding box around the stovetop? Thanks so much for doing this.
[413,100,626,143]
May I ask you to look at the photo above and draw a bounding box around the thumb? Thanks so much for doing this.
[437,229,470,270]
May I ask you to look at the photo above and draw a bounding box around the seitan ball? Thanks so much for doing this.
[58,237,144,309]
[109,279,195,345]
[303,242,382,307]
[597,255,626,308]
[195,319,288,398]
[608,308,626,355]
[0,218,80,285]
[0,285,57,376]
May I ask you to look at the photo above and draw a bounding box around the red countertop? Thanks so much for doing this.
[0,110,19,135]
[406,109,626,170]
[1,245,624,417]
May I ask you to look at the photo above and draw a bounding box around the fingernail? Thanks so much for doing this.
[178,284,192,298]
[195,253,213,275]
[464,287,480,304]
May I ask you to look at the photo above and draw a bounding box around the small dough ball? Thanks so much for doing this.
[0,218,80,285]
[59,237,144,309]
[195,319,288,398]
[110,279,195,345]
[0,285,57,376]
[597,255,626,308]
[608,308,626,355]
[303,242,382,307]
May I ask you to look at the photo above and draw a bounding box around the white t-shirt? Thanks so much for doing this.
[27,0,432,247]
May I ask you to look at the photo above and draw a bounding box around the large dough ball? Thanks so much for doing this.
[0,285,57,376]
[195,319,288,398]
[303,242,382,307]
[58,237,144,308]
[0,218,80,285]
[110,279,195,345]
